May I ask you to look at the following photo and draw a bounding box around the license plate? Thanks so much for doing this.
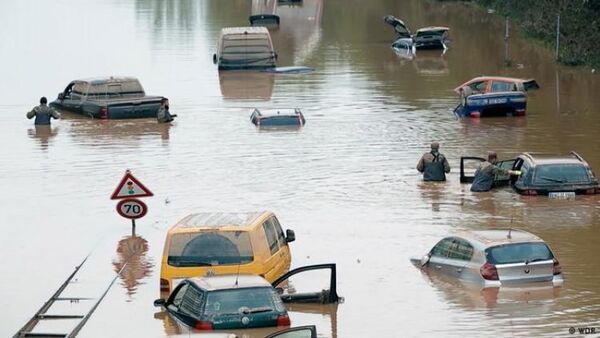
[548,191,575,199]
[489,98,507,104]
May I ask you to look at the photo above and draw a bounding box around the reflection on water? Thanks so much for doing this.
[27,125,58,149]
[112,236,154,298]
[219,71,275,100]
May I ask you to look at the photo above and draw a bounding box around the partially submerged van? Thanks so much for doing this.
[159,211,295,294]
[213,27,277,70]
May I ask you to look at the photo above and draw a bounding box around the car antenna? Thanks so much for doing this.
[507,228,512,239]
[234,264,241,287]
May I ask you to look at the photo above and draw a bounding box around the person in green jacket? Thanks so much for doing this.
[26,97,60,125]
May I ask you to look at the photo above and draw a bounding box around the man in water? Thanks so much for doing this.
[416,142,451,181]
[157,98,177,123]
[26,97,60,125]
[471,151,521,192]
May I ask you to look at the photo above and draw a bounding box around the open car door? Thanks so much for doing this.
[272,263,341,304]
[265,325,317,338]
[460,156,486,183]
[494,159,517,186]
[522,79,540,91]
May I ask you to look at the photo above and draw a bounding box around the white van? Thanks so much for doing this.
[213,27,277,70]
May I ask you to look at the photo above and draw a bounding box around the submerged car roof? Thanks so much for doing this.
[188,274,272,291]
[519,152,588,165]
[170,211,269,233]
[454,229,544,249]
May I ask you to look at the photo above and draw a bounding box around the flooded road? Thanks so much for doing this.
[2,0,600,337]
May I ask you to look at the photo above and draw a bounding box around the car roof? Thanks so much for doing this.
[73,76,139,84]
[466,76,528,83]
[188,274,272,291]
[220,26,270,37]
[519,152,587,165]
[169,211,269,233]
[454,229,545,248]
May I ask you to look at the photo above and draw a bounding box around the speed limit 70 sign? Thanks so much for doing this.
[116,198,148,219]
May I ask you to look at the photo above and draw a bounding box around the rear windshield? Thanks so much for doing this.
[533,164,590,184]
[87,80,145,98]
[204,287,284,316]
[168,231,253,267]
[485,242,554,265]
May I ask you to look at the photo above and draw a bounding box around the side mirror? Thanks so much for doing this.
[420,253,431,267]
[213,54,217,64]
[275,287,284,295]
[58,93,64,100]
[153,298,166,307]
[285,229,295,243]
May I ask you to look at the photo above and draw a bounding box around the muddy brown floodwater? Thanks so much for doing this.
[2,0,600,337]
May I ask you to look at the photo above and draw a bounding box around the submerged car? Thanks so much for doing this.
[154,264,340,330]
[249,14,280,28]
[460,152,600,197]
[160,211,295,294]
[453,76,539,117]
[50,77,164,119]
[213,27,277,70]
[384,15,449,50]
[411,229,563,287]
[250,108,305,127]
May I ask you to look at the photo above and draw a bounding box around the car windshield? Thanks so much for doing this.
[533,164,590,184]
[485,242,554,265]
[168,231,253,267]
[204,287,284,316]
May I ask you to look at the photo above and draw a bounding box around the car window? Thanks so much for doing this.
[171,283,189,308]
[491,81,516,92]
[485,242,554,264]
[204,287,284,316]
[533,164,590,184]
[446,239,474,261]
[272,217,287,248]
[168,231,254,267]
[430,238,454,258]
[468,81,487,93]
[263,218,280,255]
[179,286,204,318]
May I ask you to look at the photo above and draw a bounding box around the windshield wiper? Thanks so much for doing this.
[169,260,213,267]
[248,306,273,314]
[538,176,566,183]
[527,257,551,263]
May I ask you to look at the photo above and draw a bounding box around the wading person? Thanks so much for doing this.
[157,98,177,123]
[26,97,60,125]
[416,142,451,181]
[471,151,521,192]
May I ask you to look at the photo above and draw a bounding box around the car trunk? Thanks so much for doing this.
[383,15,411,39]
[496,260,555,283]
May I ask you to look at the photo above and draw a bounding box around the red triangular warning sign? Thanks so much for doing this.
[111,170,154,200]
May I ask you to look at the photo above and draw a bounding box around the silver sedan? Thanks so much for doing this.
[411,229,564,287]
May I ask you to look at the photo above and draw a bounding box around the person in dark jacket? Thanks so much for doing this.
[416,142,451,181]
[157,98,177,123]
[26,97,60,125]
[471,151,521,192]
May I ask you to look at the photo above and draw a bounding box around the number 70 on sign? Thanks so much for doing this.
[116,198,148,219]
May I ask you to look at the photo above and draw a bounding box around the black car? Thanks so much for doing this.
[461,152,599,197]
[383,15,449,50]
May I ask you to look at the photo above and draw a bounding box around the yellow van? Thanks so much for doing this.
[159,211,295,294]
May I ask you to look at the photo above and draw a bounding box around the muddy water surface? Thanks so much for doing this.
[1,0,600,337]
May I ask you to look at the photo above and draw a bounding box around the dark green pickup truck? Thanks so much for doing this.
[50,77,163,119]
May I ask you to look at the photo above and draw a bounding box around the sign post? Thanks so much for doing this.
[111,170,153,235]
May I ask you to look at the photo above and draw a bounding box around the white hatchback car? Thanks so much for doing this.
[411,229,563,287]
